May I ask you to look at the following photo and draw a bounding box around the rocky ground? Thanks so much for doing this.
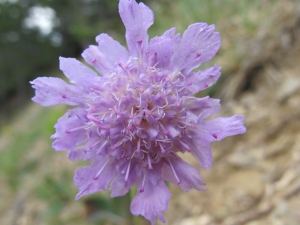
[161,3,300,225]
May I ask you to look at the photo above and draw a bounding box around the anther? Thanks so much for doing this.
[137,39,142,46]
[159,124,169,136]
[195,53,201,58]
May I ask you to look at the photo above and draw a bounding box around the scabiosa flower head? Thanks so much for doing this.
[31,0,246,224]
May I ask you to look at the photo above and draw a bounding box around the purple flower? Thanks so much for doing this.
[31,0,246,224]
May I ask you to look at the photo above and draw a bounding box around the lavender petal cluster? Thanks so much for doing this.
[31,0,246,224]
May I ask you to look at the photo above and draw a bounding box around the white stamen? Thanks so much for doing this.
[136,138,141,154]
[124,160,132,182]
[93,159,110,180]
[65,125,87,134]
[159,143,166,154]
[167,158,181,184]
[140,173,146,193]
[178,139,191,152]
[147,153,153,170]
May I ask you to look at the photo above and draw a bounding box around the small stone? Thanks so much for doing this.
[177,215,213,225]
[228,152,257,168]
[276,76,300,102]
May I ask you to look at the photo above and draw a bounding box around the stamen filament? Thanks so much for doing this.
[65,125,87,134]
[140,173,146,193]
[178,139,191,152]
[167,158,181,184]
[147,153,153,170]
[93,159,110,180]
[124,160,132,182]
[159,143,166,154]
[136,138,141,154]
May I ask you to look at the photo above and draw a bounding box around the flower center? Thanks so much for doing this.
[78,60,197,170]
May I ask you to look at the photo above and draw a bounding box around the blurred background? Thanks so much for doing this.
[1,0,300,224]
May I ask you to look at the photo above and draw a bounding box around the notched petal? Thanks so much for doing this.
[162,157,206,192]
[74,156,116,200]
[51,108,88,151]
[82,45,115,77]
[30,77,85,107]
[171,23,220,74]
[110,160,137,197]
[59,57,103,92]
[119,0,154,56]
[187,65,221,94]
[96,33,129,66]
[130,179,171,225]
[190,138,213,170]
[202,114,246,141]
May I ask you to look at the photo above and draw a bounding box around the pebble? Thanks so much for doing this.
[276,76,300,102]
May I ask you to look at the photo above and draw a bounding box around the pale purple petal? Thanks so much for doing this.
[171,23,220,74]
[82,45,115,77]
[130,179,171,225]
[165,124,180,138]
[141,122,159,140]
[149,36,173,68]
[67,144,96,162]
[119,0,154,56]
[191,138,213,170]
[162,157,206,192]
[187,65,221,94]
[96,33,129,66]
[184,96,220,121]
[162,27,181,48]
[51,108,88,151]
[146,161,163,186]
[110,160,137,197]
[30,77,85,106]
[59,57,103,92]
[74,156,116,200]
[202,115,246,141]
